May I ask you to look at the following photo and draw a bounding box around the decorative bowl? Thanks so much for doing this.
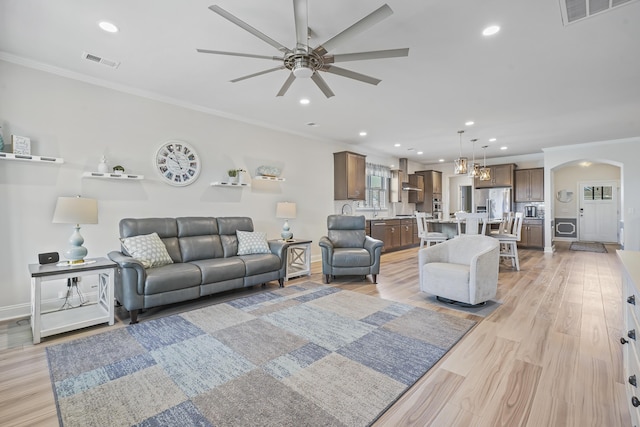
[256,165,281,177]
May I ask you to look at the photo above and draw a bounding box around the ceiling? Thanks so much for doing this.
[1,0,639,165]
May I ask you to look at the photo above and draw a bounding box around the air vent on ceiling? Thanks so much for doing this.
[82,52,120,69]
[560,0,638,25]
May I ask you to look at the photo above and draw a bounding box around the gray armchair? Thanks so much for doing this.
[319,215,383,284]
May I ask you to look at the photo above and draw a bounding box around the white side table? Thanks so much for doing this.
[273,239,313,281]
[29,257,116,344]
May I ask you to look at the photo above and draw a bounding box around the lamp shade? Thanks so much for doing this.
[276,202,297,219]
[52,196,98,225]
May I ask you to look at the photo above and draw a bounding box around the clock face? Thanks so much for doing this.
[155,141,201,186]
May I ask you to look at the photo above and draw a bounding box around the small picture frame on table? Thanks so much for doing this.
[12,135,31,155]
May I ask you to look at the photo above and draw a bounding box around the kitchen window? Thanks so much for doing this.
[358,163,390,210]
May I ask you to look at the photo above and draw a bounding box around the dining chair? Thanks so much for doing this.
[455,212,488,236]
[491,212,524,270]
[490,211,514,235]
[415,212,447,248]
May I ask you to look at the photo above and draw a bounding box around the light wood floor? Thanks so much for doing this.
[0,242,630,426]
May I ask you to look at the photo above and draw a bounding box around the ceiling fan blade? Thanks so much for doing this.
[322,66,381,85]
[293,0,309,52]
[311,73,335,98]
[328,48,409,63]
[208,5,291,54]
[276,73,297,97]
[313,4,393,56]
[230,66,285,83]
[197,49,281,61]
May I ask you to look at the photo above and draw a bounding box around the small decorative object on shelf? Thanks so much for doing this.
[227,169,238,183]
[12,135,31,155]
[98,156,109,173]
[256,165,281,178]
[113,165,125,175]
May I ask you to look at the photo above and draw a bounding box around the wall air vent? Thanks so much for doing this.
[82,52,120,69]
[560,0,638,25]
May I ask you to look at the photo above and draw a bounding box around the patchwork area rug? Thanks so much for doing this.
[570,241,608,253]
[46,282,476,427]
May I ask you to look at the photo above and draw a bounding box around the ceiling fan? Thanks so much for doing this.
[197,1,409,98]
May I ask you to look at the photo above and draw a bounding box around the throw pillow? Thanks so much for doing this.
[236,230,271,255]
[121,232,174,269]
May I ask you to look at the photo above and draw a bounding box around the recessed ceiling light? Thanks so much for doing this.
[489,138,497,142]
[417,151,423,155]
[98,21,119,33]
[482,25,500,36]
[299,98,310,105]
[500,146,508,150]
[465,121,474,126]
[359,131,367,137]
[394,143,401,147]
[439,159,445,162]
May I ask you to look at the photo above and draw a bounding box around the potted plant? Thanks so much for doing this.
[227,169,238,183]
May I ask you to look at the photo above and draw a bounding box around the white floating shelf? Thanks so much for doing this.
[83,171,144,180]
[0,152,64,164]
[254,176,285,182]
[211,181,251,187]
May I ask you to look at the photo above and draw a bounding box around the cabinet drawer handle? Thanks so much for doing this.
[629,295,636,305]
[621,337,629,344]
[630,329,637,340]
[633,396,640,408]
[630,375,637,387]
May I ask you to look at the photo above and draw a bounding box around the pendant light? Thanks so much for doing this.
[479,145,491,181]
[468,138,479,178]
[454,130,467,175]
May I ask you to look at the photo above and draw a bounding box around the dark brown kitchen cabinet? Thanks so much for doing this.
[519,219,543,249]
[474,163,515,188]
[400,219,414,247]
[515,168,544,202]
[414,170,442,212]
[369,219,401,252]
[334,151,366,200]
[408,174,425,203]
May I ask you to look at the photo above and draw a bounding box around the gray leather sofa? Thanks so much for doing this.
[108,217,286,323]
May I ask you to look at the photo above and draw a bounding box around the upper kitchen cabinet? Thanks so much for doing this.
[334,151,366,200]
[515,168,544,202]
[408,174,425,203]
[474,163,515,188]
[415,170,442,194]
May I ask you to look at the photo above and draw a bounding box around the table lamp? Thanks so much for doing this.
[276,202,296,240]
[52,196,98,264]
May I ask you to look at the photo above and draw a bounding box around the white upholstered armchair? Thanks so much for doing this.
[418,235,500,306]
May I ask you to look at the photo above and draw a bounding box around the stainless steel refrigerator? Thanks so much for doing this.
[474,188,512,220]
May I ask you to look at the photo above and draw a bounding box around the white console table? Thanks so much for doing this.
[29,257,116,344]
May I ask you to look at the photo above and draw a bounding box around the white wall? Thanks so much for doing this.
[544,138,640,252]
[0,60,391,319]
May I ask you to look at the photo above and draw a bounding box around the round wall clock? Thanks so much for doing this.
[154,140,201,186]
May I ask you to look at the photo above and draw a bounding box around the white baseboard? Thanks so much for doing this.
[0,292,99,323]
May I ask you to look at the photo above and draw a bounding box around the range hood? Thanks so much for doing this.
[399,158,422,191]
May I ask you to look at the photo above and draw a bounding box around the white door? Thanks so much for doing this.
[578,181,618,242]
